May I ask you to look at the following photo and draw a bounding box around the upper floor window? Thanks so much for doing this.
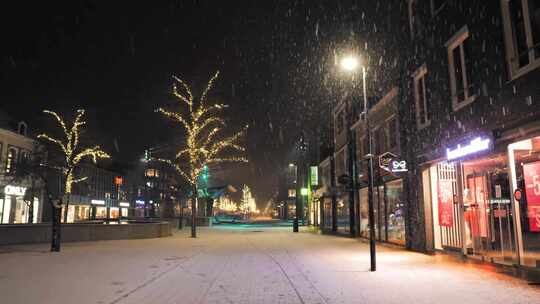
[374,127,387,155]
[363,135,370,158]
[413,64,430,128]
[408,0,418,39]
[446,26,476,111]
[6,147,17,174]
[431,0,447,16]
[335,148,346,178]
[336,110,344,135]
[17,121,27,136]
[288,189,296,198]
[387,118,398,150]
[502,0,540,79]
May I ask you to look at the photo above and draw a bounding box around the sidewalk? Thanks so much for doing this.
[1,227,539,304]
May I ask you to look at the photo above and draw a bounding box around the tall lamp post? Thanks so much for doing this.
[340,55,376,272]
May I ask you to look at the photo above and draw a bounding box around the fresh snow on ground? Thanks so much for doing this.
[1,226,539,304]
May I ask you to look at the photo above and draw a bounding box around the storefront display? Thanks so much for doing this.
[357,179,405,245]
[509,135,540,268]
[109,207,119,219]
[1,185,40,224]
[426,148,516,265]
[386,179,405,245]
[322,198,332,229]
[95,207,107,218]
[336,196,349,233]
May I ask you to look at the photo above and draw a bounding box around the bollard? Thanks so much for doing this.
[293,218,299,232]
[178,217,183,230]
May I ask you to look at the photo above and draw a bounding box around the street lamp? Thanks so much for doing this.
[340,54,377,272]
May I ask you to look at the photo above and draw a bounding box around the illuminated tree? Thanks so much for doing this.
[240,184,256,219]
[157,71,247,237]
[38,109,110,222]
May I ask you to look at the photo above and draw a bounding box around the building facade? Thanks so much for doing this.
[59,163,130,222]
[320,0,540,273]
[404,0,540,270]
[0,116,43,224]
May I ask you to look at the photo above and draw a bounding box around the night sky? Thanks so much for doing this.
[1,1,379,204]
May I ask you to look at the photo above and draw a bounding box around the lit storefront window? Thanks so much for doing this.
[322,198,332,229]
[109,207,119,219]
[358,179,405,245]
[425,149,517,265]
[336,196,349,233]
[95,207,107,219]
[1,185,40,224]
[386,179,405,245]
[509,136,540,268]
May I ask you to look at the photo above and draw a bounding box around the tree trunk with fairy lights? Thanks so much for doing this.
[38,109,110,250]
[156,71,248,238]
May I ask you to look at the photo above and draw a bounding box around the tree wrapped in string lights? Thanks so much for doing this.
[157,71,247,238]
[38,109,110,232]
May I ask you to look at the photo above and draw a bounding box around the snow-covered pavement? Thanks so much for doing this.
[1,226,539,304]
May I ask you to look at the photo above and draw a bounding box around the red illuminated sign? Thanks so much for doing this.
[523,162,540,232]
[438,180,454,227]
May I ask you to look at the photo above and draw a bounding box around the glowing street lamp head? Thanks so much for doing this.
[340,56,359,71]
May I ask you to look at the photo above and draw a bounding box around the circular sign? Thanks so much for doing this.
[514,189,522,201]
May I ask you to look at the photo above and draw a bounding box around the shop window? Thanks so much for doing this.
[413,65,430,129]
[95,207,107,218]
[431,0,447,16]
[386,179,405,245]
[509,136,540,267]
[323,199,332,229]
[359,188,369,238]
[446,25,476,111]
[502,0,540,79]
[336,198,349,233]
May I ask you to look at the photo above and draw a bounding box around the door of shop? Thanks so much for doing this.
[436,162,463,250]
[462,160,516,264]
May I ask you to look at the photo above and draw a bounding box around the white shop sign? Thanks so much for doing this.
[4,185,27,196]
[446,137,490,160]
[91,199,105,205]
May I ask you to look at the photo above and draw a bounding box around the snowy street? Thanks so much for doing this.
[1,226,539,304]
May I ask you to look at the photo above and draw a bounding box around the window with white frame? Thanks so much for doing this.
[431,0,447,16]
[408,0,418,39]
[501,0,540,78]
[336,110,344,135]
[446,25,476,111]
[413,64,430,128]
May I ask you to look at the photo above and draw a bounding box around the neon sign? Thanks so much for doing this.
[446,137,490,160]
